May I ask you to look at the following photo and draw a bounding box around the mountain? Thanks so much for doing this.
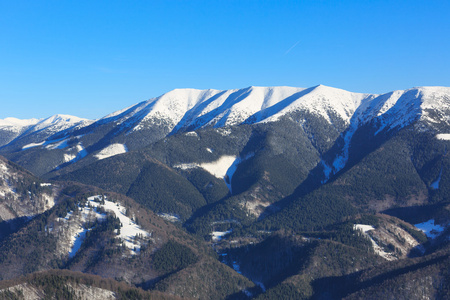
[1,85,449,177]
[1,84,450,299]
[0,114,92,150]
[0,162,255,299]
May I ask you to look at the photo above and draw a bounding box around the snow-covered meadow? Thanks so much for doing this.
[60,195,151,258]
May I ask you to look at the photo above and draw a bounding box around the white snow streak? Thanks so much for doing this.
[354,224,395,261]
[436,134,450,140]
[94,143,128,160]
[64,196,151,257]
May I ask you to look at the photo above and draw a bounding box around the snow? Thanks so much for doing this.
[185,131,198,137]
[61,144,88,165]
[430,167,443,189]
[69,228,89,258]
[158,213,180,222]
[22,136,73,150]
[259,85,371,125]
[0,117,40,127]
[64,196,151,257]
[211,230,232,242]
[353,224,375,233]
[200,156,237,178]
[64,154,77,163]
[174,154,253,192]
[174,155,236,179]
[415,219,446,239]
[436,134,450,140]
[19,115,92,140]
[22,141,45,150]
[88,196,151,254]
[32,114,89,132]
[354,224,395,261]
[94,143,128,160]
[45,138,70,150]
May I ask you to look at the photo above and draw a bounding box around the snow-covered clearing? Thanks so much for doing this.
[174,155,236,179]
[436,134,450,141]
[158,213,180,222]
[94,143,128,160]
[62,144,88,165]
[174,153,254,192]
[185,131,198,137]
[64,153,77,163]
[415,219,446,239]
[62,195,151,257]
[211,230,232,242]
[430,167,443,189]
[22,141,45,150]
[353,224,395,261]
[45,138,70,150]
[88,196,151,253]
[353,224,375,233]
[200,156,236,178]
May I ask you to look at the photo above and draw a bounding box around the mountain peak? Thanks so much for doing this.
[0,117,41,127]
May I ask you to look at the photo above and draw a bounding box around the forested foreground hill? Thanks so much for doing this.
[0,163,255,299]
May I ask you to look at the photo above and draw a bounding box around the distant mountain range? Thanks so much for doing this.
[0,85,449,299]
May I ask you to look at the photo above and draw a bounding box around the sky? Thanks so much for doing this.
[1,0,449,120]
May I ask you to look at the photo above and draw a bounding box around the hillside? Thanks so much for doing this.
[1,85,450,299]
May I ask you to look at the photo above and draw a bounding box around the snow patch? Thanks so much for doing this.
[185,131,198,137]
[64,153,77,163]
[436,134,450,140]
[353,224,375,233]
[22,141,45,150]
[354,224,395,261]
[174,155,237,178]
[200,156,237,178]
[211,230,232,242]
[158,213,180,222]
[88,196,151,254]
[174,154,253,192]
[0,117,40,127]
[94,143,128,160]
[69,228,89,258]
[64,196,151,257]
[430,167,443,189]
[415,219,446,239]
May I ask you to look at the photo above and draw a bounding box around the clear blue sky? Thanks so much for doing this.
[1,0,449,120]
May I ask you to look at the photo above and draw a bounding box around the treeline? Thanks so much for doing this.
[0,269,180,300]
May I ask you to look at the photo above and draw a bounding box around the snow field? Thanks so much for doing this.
[436,134,450,140]
[353,224,396,261]
[62,196,151,257]
[94,143,128,160]
[175,155,236,179]
[211,230,232,242]
[415,219,446,239]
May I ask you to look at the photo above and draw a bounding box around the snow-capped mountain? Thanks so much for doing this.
[0,117,41,147]
[0,114,93,150]
[1,85,450,300]
[1,85,450,178]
